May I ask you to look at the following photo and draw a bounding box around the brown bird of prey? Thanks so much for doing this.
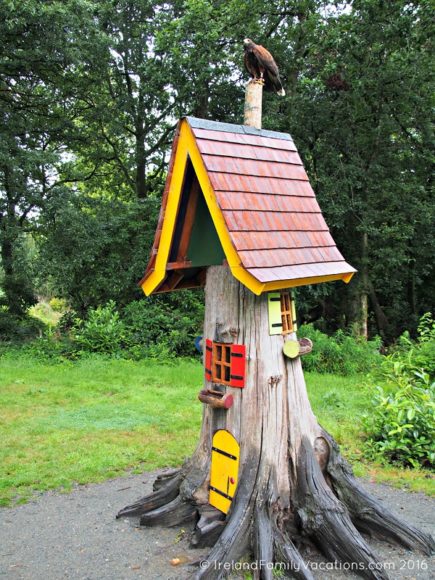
[243,38,285,96]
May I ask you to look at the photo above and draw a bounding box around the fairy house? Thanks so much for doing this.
[119,112,432,577]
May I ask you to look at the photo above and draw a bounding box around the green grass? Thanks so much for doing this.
[0,355,433,506]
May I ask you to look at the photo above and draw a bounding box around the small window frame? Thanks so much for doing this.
[212,342,232,385]
[280,291,294,335]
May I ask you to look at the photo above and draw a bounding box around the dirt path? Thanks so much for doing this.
[0,471,433,580]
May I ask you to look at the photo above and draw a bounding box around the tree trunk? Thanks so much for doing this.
[118,265,433,578]
[368,281,389,340]
[359,231,369,339]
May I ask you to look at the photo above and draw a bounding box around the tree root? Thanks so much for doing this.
[191,506,226,548]
[195,458,259,579]
[253,506,274,580]
[116,470,182,519]
[271,513,314,580]
[139,495,197,527]
[296,437,389,580]
[117,437,433,579]
[152,468,181,491]
[323,432,435,555]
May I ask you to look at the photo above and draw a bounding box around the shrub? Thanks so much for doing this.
[0,311,46,343]
[20,334,80,362]
[298,324,382,375]
[363,358,435,469]
[364,315,435,468]
[49,297,68,312]
[393,313,435,380]
[74,301,126,355]
[122,290,204,358]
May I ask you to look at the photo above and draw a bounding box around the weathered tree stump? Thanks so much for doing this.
[118,265,434,579]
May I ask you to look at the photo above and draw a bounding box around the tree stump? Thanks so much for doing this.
[118,265,434,579]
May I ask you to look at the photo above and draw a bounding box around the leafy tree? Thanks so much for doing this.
[0,0,107,313]
[268,0,434,340]
[37,193,159,314]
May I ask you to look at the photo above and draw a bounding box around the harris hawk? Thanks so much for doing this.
[243,38,285,96]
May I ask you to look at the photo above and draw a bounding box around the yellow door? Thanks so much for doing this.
[209,430,240,514]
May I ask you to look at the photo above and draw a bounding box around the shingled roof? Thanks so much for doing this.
[140,116,356,295]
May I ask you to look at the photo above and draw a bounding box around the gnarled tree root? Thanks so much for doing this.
[322,431,435,554]
[116,469,182,519]
[296,437,389,580]
[117,438,433,580]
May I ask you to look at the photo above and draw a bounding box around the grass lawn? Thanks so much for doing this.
[0,355,433,506]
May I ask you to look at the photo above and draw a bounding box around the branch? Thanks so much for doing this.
[144,123,177,159]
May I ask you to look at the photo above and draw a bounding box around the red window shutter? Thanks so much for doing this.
[205,339,213,382]
[230,344,246,388]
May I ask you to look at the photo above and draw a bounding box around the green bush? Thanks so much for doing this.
[74,301,126,355]
[121,290,204,358]
[10,290,205,361]
[391,313,435,380]
[20,334,81,362]
[299,323,382,375]
[364,359,435,469]
[364,314,435,469]
[49,297,68,312]
[0,311,46,343]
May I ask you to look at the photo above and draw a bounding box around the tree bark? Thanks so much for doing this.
[118,265,433,578]
[360,231,369,339]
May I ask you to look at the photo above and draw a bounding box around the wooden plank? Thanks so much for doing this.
[238,247,345,269]
[166,260,193,270]
[222,210,329,233]
[192,127,297,151]
[209,173,311,195]
[247,261,355,283]
[196,139,301,163]
[231,231,336,252]
[204,157,308,180]
[215,191,322,213]
[176,177,201,261]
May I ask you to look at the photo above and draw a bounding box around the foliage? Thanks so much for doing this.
[29,301,63,328]
[0,0,107,314]
[391,313,435,379]
[122,291,204,359]
[49,298,68,313]
[22,290,204,360]
[36,195,159,315]
[74,301,126,355]
[364,314,435,469]
[1,0,433,343]
[0,311,45,343]
[299,323,382,375]
[364,362,435,469]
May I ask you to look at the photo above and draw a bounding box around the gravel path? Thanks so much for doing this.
[0,471,433,580]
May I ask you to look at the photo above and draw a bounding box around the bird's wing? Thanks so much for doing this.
[253,44,279,76]
[244,51,253,76]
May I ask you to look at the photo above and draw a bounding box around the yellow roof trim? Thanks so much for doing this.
[141,119,355,296]
[261,272,354,293]
[141,119,264,296]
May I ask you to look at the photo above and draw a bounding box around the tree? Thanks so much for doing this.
[272,0,434,340]
[0,0,107,313]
